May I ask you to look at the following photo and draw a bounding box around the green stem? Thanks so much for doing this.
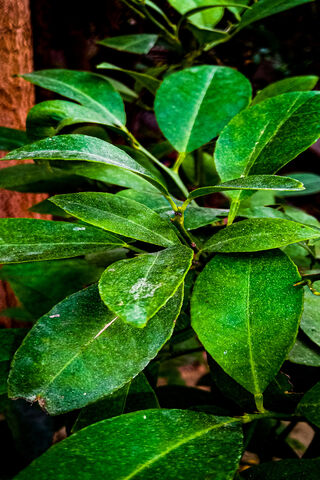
[241,411,301,424]
[254,393,266,413]
[172,152,186,173]
[227,198,240,225]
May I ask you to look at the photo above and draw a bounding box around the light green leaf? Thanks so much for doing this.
[4,134,167,193]
[51,192,180,248]
[14,409,243,480]
[0,219,124,263]
[237,0,314,30]
[8,286,182,414]
[203,218,320,253]
[215,92,320,221]
[98,34,158,54]
[187,175,304,202]
[191,250,303,396]
[97,62,160,95]
[239,206,288,220]
[301,281,320,347]
[0,329,27,395]
[284,205,320,228]
[103,76,138,102]
[0,127,28,150]
[73,373,159,432]
[154,65,251,153]
[26,100,111,141]
[252,75,319,105]
[297,381,320,428]
[168,0,225,30]
[99,246,193,327]
[21,69,126,127]
[288,338,320,366]
[241,458,320,480]
[276,172,320,197]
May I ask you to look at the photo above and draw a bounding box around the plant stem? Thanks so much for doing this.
[172,152,186,173]
[254,393,266,413]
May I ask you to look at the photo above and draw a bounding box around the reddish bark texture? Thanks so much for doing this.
[0,0,46,324]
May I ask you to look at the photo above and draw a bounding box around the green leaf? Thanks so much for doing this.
[14,409,243,480]
[191,250,303,396]
[21,69,126,127]
[276,172,320,197]
[301,281,320,346]
[0,219,124,263]
[187,175,304,202]
[98,34,158,54]
[237,0,314,30]
[215,92,320,221]
[154,65,251,153]
[99,246,193,328]
[0,127,28,150]
[203,218,320,253]
[0,259,103,319]
[51,192,180,248]
[252,76,319,105]
[241,458,320,480]
[26,100,112,141]
[298,381,320,427]
[239,206,288,220]
[73,373,159,432]
[0,329,27,395]
[168,0,225,30]
[117,189,228,230]
[103,76,138,102]
[8,285,183,414]
[97,62,160,95]
[288,337,320,366]
[4,134,167,193]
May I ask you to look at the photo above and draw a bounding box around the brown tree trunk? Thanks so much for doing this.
[0,0,46,325]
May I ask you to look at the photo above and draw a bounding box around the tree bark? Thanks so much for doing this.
[0,0,45,325]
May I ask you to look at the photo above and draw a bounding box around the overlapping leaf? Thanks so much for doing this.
[297,381,320,428]
[252,75,318,105]
[98,34,158,54]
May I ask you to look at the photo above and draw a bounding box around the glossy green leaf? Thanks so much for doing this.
[191,250,303,395]
[97,62,160,95]
[154,65,251,153]
[8,285,182,414]
[288,338,320,366]
[283,205,320,228]
[103,76,138,102]
[241,458,320,480]
[297,381,320,427]
[203,218,320,253]
[98,34,158,54]
[4,134,167,193]
[0,259,103,319]
[252,75,319,105]
[0,127,28,150]
[99,246,193,327]
[14,409,243,480]
[51,192,180,248]
[26,100,111,141]
[73,373,159,432]
[168,0,225,30]
[276,172,320,197]
[117,189,228,230]
[239,206,287,220]
[237,0,314,30]
[187,175,304,202]
[301,281,320,346]
[0,219,124,263]
[21,69,126,127]
[215,92,320,220]
[0,329,27,395]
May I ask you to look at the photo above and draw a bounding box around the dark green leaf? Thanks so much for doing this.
[0,127,28,150]
[73,373,159,432]
[14,409,243,480]
[0,219,124,263]
[154,65,251,153]
[241,458,320,480]
[51,192,180,247]
[276,172,320,197]
[4,134,166,193]
[21,69,126,127]
[98,34,158,54]
[8,285,182,414]
[301,281,320,346]
[203,218,320,253]
[99,246,193,327]
[191,250,302,396]
[252,76,319,105]
[288,337,320,366]
[97,62,160,95]
[0,329,27,395]
[238,0,314,30]
[297,381,320,427]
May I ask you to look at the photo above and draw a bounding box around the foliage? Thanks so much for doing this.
[0,0,320,478]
